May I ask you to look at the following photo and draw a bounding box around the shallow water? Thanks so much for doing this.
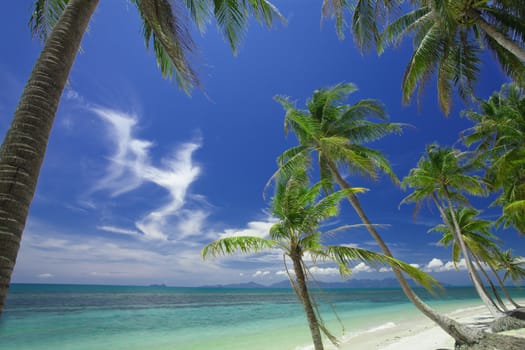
[1,284,524,350]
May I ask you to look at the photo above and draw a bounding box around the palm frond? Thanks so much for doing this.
[30,0,69,41]
[202,236,277,258]
[324,246,440,290]
[135,0,199,92]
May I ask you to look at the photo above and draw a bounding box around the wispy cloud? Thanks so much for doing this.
[89,107,201,241]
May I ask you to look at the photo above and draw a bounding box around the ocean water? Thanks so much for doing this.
[1,284,524,350]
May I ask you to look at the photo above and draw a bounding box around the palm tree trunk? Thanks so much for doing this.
[487,261,522,309]
[442,194,505,317]
[324,159,484,345]
[0,0,99,314]
[290,252,324,350]
[471,11,525,62]
[472,252,508,312]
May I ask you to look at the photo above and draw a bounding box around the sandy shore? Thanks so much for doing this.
[336,302,525,350]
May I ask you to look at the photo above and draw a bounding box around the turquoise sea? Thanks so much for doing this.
[1,284,524,350]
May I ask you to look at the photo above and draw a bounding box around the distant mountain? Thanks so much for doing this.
[268,278,422,289]
[201,282,266,289]
[203,278,438,289]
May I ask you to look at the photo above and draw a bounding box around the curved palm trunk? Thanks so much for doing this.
[324,160,483,345]
[472,252,508,312]
[290,252,324,350]
[0,0,99,314]
[442,194,505,317]
[488,263,522,309]
[471,12,525,62]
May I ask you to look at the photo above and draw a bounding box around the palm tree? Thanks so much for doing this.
[378,1,525,115]
[401,144,507,317]
[430,206,520,310]
[0,0,283,313]
[463,84,525,234]
[272,83,494,346]
[203,166,436,350]
[494,249,525,286]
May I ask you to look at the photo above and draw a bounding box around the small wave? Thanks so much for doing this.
[339,321,397,344]
[295,322,397,350]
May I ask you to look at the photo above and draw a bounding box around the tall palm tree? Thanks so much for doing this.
[463,84,525,233]
[203,165,436,350]
[378,1,525,115]
[272,83,493,346]
[401,144,506,317]
[0,0,283,313]
[430,206,520,310]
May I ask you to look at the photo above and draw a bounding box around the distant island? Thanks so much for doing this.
[200,278,447,289]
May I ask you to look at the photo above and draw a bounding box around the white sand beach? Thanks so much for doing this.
[336,302,525,350]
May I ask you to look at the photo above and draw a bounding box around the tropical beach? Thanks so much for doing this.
[1,1,525,350]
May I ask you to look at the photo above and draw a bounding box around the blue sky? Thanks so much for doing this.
[1,1,522,286]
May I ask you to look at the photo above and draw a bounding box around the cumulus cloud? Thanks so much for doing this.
[37,273,54,279]
[218,219,276,239]
[90,107,201,241]
[424,258,468,272]
[353,262,372,273]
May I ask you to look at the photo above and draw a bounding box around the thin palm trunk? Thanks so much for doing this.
[324,159,484,344]
[471,12,525,62]
[472,252,508,312]
[291,252,324,350]
[443,193,504,317]
[0,0,99,314]
[488,262,522,309]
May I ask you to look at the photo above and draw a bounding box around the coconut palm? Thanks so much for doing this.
[401,144,507,317]
[272,83,499,346]
[463,84,525,233]
[379,1,525,115]
[320,0,402,51]
[203,165,437,350]
[494,249,525,286]
[0,0,283,313]
[430,206,520,310]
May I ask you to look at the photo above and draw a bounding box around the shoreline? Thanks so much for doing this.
[334,301,525,350]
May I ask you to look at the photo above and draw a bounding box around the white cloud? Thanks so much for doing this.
[97,225,141,237]
[218,219,275,239]
[424,258,468,272]
[309,266,339,276]
[253,270,271,277]
[37,273,53,279]
[426,258,444,270]
[353,262,372,273]
[90,107,202,241]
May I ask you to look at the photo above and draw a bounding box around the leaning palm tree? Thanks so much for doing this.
[463,83,525,233]
[378,1,525,115]
[0,0,283,313]
[272,83,510,347]
[430,206,521,310]
[401,144,507,318]
[203,165,437,350]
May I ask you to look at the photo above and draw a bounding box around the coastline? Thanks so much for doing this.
[335,301,525,350]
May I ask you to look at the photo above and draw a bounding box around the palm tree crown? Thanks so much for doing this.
[273,82,402,192]
[463,83,525,233]
[379,0,525,115]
